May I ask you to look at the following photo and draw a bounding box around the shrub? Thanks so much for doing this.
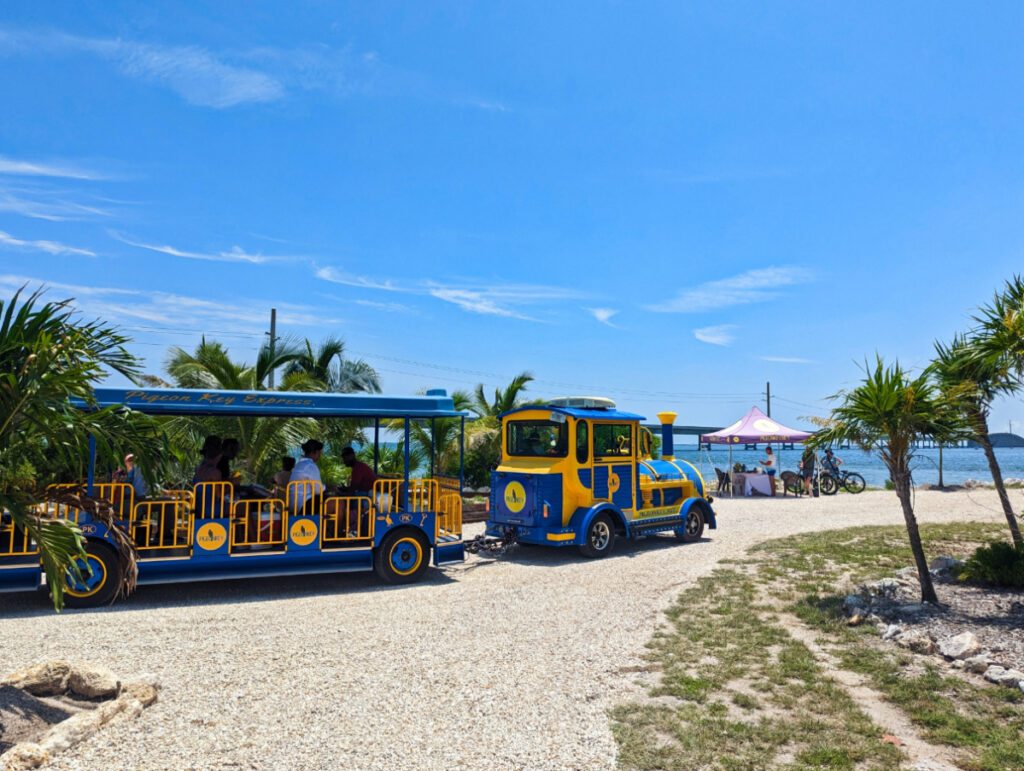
[884,480,895,490]
[956,541,1024,588]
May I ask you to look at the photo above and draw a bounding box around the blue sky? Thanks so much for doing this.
[2,2,1023,432]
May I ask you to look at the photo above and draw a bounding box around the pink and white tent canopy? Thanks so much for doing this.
[700,406,813,445]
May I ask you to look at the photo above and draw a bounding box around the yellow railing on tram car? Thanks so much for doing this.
[436,493,462,541]
[231,498,287,548]
[0,518,36,557]
[132,498,192,551]
[322,496,373,544]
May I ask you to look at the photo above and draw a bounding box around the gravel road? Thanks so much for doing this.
[0,490,1011,770]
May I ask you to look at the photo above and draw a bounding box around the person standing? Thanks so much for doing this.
[799,444,817,496]
[758,446,777,496]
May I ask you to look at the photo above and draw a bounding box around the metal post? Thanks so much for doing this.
[267,308,277,389]
[459,416,465,490]
[766,381,771,417]
[430,418,436,477]
[403,419,411,512]
[373,418,379,474]
[87,434,96,497]
[938,442,944,489]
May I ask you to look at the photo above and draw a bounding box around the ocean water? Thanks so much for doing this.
[674,444,1024,488]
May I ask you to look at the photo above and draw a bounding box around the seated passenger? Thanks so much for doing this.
[340,446,377,495]
[290,439,327,515]
[123,453,148,501]
[272,456,296,490]
[218,438,241,490]
[193,436,226,518]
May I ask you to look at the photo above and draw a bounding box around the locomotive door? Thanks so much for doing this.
[591,422,635,514]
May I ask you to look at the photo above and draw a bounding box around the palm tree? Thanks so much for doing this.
[933,333,1022,546]
[470,371,534,421]
[395,391,472,477]
[285,336,381,394]
[812,357,966,603]
[165,340,317,481]
[0,287,165,609]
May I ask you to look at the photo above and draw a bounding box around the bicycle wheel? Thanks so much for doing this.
[819,474,838,495]
[843,473,866,494]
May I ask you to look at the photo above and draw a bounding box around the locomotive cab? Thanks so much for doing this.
[487,397,716,557]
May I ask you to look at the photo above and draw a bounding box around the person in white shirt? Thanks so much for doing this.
[759,445,777,496]
[289,439,326,514]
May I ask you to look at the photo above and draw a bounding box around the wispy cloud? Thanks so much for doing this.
[694,325,737,346]
[355,299,416,314]
[0,155,108,180]
[760,356,813,364]
[0,230,96,257]
[0,28,507,112]
[647,266,813,313]
[1,29,282,108]
[0,274,341,331]
[586,307,619,327]
[315,265,402,291]
[112,232,287,264]
[0,187,111,221]
[428,288,533,320]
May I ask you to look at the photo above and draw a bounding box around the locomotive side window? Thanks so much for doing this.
[593,423,633,459]
[576,420,589,463]
[507,420,568,458]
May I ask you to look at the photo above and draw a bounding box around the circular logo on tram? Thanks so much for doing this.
[290,519,318,546]
[504,481,527,513]
[195,522,227,551]
[608,472,620,493]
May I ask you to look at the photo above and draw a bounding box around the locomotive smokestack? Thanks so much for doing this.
[657,412,677,460]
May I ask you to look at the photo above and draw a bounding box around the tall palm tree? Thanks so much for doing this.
[165,340,316,481]
[933,333,1022,546]
[812,357,966,603]
[394,390,472,477]
[0,287,165,609]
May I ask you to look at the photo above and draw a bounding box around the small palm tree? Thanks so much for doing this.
[470,371,534,421]
[285,336,381,394]
[812,357,966,603]
[933,333,1022,546]
[0,287,166,609]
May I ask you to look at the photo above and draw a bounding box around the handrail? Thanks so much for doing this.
[322,496,374,542]
[436,493,462,541]
[231,498,287,548]
[193,482,234,519]
[132,499,192,550]
[286,480,323,517]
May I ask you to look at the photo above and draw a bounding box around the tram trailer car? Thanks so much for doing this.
[486,397,717,557]
[0,387,468,607]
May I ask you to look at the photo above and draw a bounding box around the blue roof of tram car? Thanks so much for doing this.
[73,387,468,418]
[499,405,646,421]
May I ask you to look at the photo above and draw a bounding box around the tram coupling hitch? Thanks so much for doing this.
[464,531,518,557]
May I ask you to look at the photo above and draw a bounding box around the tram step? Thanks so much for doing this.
[629,516,684,536]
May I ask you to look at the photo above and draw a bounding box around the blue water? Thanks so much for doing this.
[674,445,1024,487]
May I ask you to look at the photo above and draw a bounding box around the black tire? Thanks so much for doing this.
[819,474,839,496]
[784,476,802,495]
[843,473,866,494]
[63,541,120,608]
[675,503,705,543]
[374,528,430,584]
[579,513,616,559]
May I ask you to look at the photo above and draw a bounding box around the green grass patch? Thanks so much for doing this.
[613,522,1023,770]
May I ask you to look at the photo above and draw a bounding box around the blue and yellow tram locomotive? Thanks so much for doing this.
[486,397,717,556]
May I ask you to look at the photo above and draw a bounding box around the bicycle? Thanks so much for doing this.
[820,468,866,495]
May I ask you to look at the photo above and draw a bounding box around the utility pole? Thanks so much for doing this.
[267,308,277,389]
[765,381,771,417]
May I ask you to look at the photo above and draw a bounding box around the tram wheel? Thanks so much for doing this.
[579,514,615,559]
[375,529,430,584]
[63,541,120,608]
[675,504,705,543]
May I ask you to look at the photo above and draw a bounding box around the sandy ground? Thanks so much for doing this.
[0,489,1013,770]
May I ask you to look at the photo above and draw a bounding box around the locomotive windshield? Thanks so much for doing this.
[507,420,568,458]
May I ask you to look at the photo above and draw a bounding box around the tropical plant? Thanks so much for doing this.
[356,441,424,477]
[811,357,966,603]
[469,371,534,421]
[0,287,165,609]
[165,339,318,482]
[284,336,381,394]
[933,333,1023,546]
